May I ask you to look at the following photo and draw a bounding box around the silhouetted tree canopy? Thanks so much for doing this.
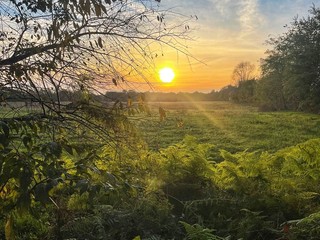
[0,0,194,117]
[259,5,320,112]
[0,1,195,224]
[232,61,255,86]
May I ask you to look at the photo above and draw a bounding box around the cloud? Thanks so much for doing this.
[238,0,264,34]
[209,0,265,37]
[162,0,265,39]
[156,0,320,91]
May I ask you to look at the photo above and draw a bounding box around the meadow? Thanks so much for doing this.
[137,101,320,154]
[2,100,320,239]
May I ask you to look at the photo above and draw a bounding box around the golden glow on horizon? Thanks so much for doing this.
[105,1,314,93]
[159,67,175,83]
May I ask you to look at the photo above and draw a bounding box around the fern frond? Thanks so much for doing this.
[180,221,226,240]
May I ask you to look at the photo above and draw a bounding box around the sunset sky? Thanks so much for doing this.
[149,0,319,92]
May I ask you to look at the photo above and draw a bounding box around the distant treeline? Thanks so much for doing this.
[105,90,227,102]
[1,76,318,113]
[0,88,224,104]
[0,86,233,104]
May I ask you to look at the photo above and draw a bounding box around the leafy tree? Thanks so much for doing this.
[259,5,320,112]
[229,61,257,104]
[256,69,287,111]
[0,0,193,118]
[232,61,255,86]
[216,85,237,101]
[233,79,257,103]
[0,0,195,238]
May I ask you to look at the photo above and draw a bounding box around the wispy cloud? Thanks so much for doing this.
[208,0,265,37]
[156,0,319,91]
[238,0,264,34]
[164,0,265,39]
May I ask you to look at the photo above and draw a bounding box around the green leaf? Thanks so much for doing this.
[0,133,9,148]
[20,167,33,191]
[34,183,50,204]
[64,144,74,155]
[22,134,32,149]
[17,192,31,212]
[0,121,10,137]
[48,142,63,158]
[76,179,89,195]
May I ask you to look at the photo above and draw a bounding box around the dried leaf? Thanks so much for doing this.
[5,215,15,240]
[97,37,103,48]
[159,107,166,121]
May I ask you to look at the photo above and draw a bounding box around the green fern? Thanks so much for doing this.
[180,221,226,240]
[132,235,165,240]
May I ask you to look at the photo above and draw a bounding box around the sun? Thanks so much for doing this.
[159,67,175,83]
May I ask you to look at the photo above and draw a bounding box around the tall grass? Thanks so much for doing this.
[136,101,320,153]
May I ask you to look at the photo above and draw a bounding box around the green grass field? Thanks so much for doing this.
[137,101,320,154]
